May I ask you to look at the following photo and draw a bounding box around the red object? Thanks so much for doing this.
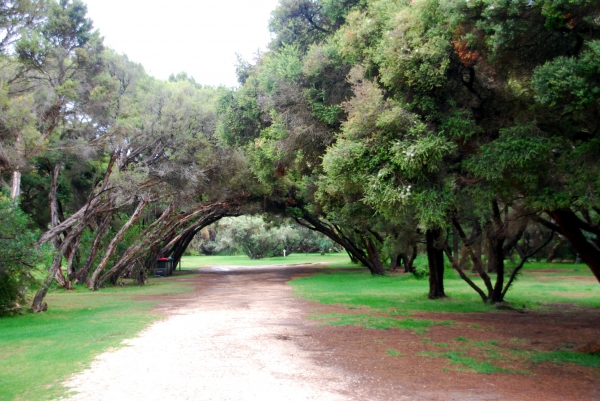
[157,257,169,261]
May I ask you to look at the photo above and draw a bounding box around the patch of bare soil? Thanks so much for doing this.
[62,265,600,401]
[304,305,600,401]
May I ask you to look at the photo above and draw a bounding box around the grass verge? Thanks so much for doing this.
[0,279,193,401]
[290,267,600,314]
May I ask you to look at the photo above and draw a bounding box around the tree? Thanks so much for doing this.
[0,194,48,315]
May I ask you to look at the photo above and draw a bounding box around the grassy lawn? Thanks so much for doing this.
[0,279,193,401]
[180,252,353,269]
[289,264,600,314]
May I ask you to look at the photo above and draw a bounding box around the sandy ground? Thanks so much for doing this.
[63,265,365,401]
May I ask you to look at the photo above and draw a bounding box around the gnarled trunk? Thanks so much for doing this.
[87,200,148,290]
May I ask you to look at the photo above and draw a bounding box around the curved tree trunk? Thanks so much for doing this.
[87,200,148,290]
[294,212,385,275]
[75,211,113,284]
[546,209,600,283]
[30,220,89,312]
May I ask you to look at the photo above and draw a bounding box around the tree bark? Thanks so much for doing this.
[64,231,84,290]
[545,232,565,263]
[452,215,494,296]
[48,163,62,249]
[389,253,401,271]
[10,133,22,200]
[30,220,88,312]
[405,244,418,273]
[87,200,148,290]
[294,212,385,275]
[362,235,386,275]
[426,228,446,299]
[546,209,600,283]
[75,212,113,284]
[11,170,21,199]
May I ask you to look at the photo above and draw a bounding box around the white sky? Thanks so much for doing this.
[83,0,281,87]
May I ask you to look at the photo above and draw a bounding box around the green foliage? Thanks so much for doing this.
[0,196,48,316]
[195,216,336,259]
[259,45,303,92]
[269,0,364,52]
[533,40,600,111]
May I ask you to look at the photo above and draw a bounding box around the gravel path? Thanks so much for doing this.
[62,265,358,401]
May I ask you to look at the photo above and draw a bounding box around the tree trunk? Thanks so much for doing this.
[545,233,565,263]
[405,244,418,273]
[30,221,88,312]
[10,134,23,200]
[11,169,21,199]
[546,209,600,283]
[426,228,446,299]
[99,199,240,285]
[488,233,505,303]
[452,225,459,262]
[63,232,84,290]
[472,219,483,272]
[389,253,401,271]
[347,250,359,264]
[75,212,113,284]
[87,200,148,290]
[48,164,62,249]
[363,235,386,275]
[452,215,494,296]
[294,212,384,275]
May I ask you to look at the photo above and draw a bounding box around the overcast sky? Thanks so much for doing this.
[83,0,280,87]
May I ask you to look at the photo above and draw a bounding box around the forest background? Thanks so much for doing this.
[1,0,600,314]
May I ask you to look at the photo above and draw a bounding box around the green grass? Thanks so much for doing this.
[519,261,584,270]
[290,267,600,314]
[385,349,404,357]
[418,350,511,374]
[311,313,454,334]
[180,253,353,269]
[0,279,193,401]
[531,350,600,368]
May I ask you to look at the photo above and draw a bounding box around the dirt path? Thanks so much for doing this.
[63,265,370,401]
[62,265,600,401]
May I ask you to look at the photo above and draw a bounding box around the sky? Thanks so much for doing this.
[83,0,281,87]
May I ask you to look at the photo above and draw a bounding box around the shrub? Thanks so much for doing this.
[0,196,48,316]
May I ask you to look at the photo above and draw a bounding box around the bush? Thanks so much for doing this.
[0,196,48,316]
[195,215,337,259]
